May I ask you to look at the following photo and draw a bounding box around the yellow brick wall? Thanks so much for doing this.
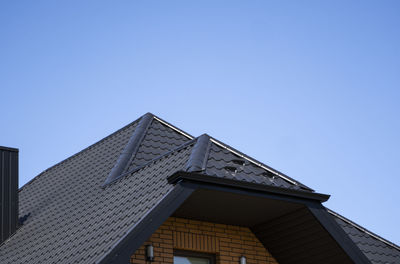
[131,217,278,264]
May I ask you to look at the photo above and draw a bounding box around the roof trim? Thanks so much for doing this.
[208,137,314,192]
[327,208,400,251]
[96,173,370,264]
[153,115,194,140]
[185,134,211,172]
[96,182,196,264]
[307,203,372,264]
[103,113,153,185]
[0,146,18,152]
[168,171,330,202]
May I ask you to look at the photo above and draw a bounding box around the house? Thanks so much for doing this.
[0,112,399,264]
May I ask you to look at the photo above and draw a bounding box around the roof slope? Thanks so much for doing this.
[0,115,194,263]
[203,138,312,191]
[329,210,400,264]
[126,116,191,171]
[0,113,398,264]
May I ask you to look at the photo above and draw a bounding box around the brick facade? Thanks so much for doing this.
[131,217,278,264]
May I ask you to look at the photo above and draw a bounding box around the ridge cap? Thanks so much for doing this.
[185,134,211,172]
[103,113,153,185]
[152,115,194,140]
[19,116,144,192]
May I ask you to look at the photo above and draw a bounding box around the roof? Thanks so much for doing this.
[329,209,400,264]
[0,113,398,263]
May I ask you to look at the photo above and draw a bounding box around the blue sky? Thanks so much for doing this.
[1,1,399,245]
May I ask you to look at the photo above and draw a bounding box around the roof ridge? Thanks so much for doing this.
[103,138,197,187]
[208,136,314,192]
[18,115,144,192]
[185,134,211,172]
[152,115,194,140]
[327,208,400,251]
[103,113,196,187]
[103,113,154,185]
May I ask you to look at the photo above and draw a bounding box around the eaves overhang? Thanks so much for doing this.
[168,171,330,202]
[98,174,369,264]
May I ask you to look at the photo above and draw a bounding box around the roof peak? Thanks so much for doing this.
[103,113,194,186]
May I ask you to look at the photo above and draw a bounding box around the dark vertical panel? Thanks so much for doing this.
[0,147,19,244]
[3,150,10,243]
[0,150,3,242]
[10,151,18,234]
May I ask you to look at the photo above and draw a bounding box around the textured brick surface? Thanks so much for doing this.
[131,217,279,264]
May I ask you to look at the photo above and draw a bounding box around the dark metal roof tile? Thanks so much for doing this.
[330,211,400,264]
[124,118,190,172]
[203,141,308,192]
[0,118,193,264]
[4,113,397,264]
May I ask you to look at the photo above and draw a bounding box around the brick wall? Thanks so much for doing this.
[131,217,278,264]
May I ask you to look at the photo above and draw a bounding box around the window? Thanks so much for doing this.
[173,250,215,264]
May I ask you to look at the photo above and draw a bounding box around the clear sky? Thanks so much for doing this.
[1,1,399,245]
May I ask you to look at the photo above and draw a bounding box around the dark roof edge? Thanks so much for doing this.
[18,114,145,192]
[96,182,196,264]
[308,203,372,264]
[208,137,314,192]
[152,115,194,140]
[168,171,330,202]
[327,208,400,251]
[0,146,19,152]
[103,113,153,185]
[185,134,211,172]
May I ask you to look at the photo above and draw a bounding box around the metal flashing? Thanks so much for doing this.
[185,134,211,172]
[153,116,194,140]
[168,171,330,202]
[103,113,153,185]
